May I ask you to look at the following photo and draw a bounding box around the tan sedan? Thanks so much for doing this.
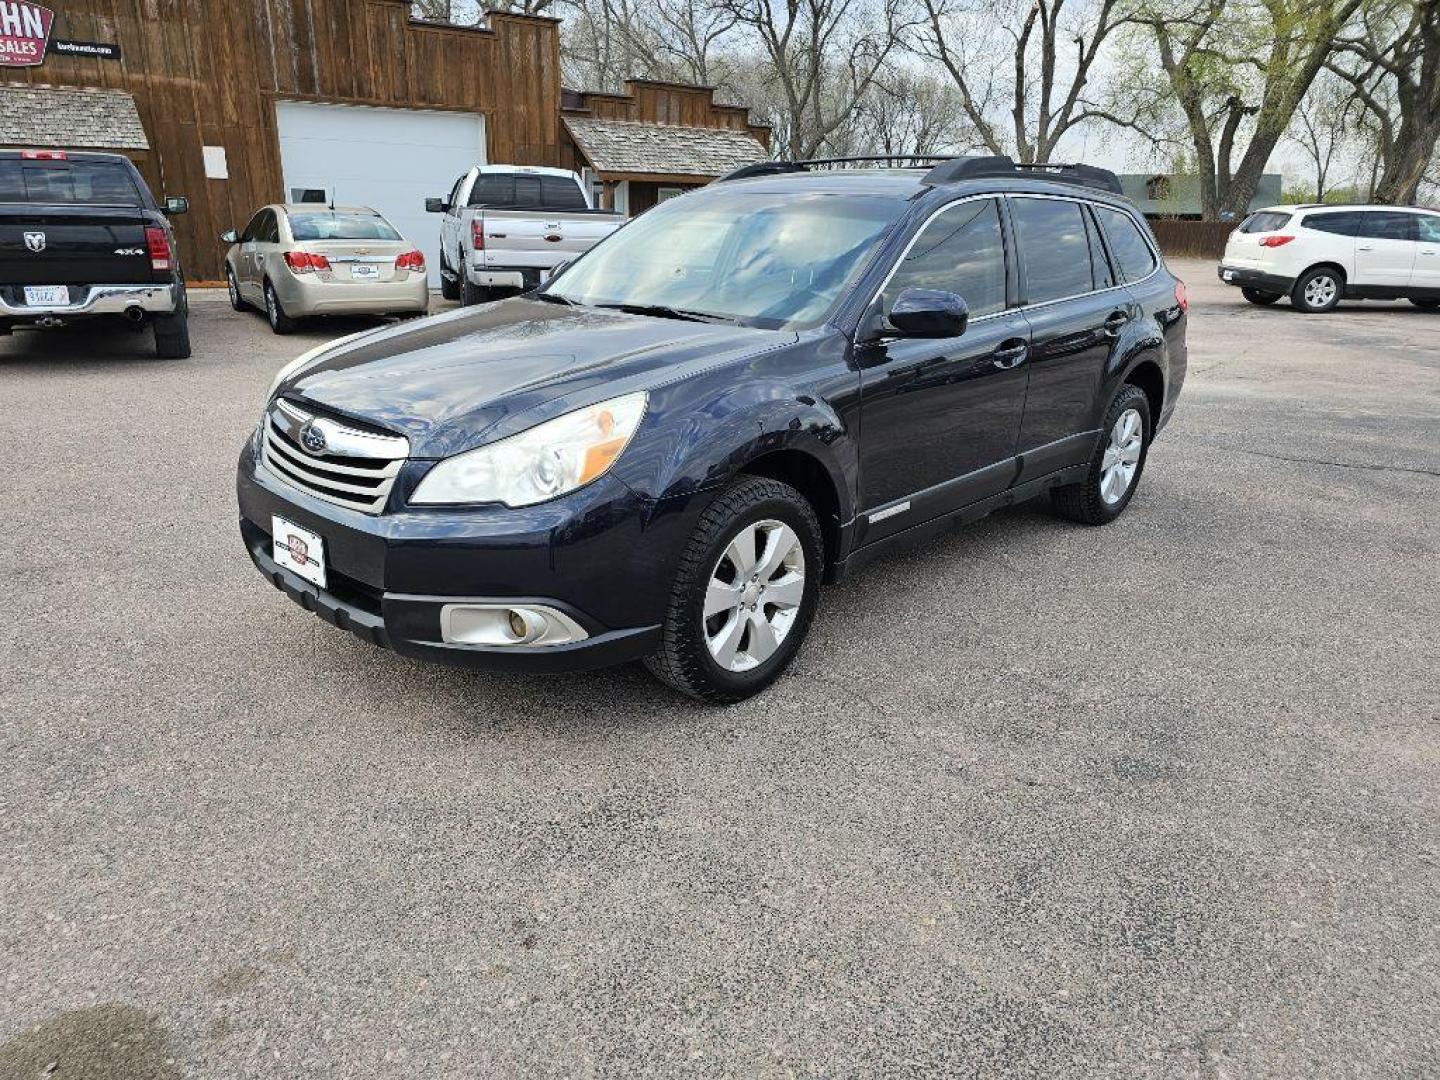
[221,204,429,333]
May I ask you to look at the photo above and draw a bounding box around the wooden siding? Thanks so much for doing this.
[7,0,563,280]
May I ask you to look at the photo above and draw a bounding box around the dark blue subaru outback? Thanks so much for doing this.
[237,156,1187,702]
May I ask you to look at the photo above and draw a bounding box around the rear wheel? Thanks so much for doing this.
[152,289,191,359]
[1241,286,1282,306]
[459,273,489,306]
[1051,384,1151,525]
[645,476,822,703]
[264,280,299,334]
[1292,267,1342,313]
[1409,297,1439,310]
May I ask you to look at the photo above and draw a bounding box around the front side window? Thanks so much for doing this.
[256,210,279,244]
[1094,205,1157,283]
[882,198,1006,318]
[1416,215,1440,244]
[1012,197,1095,303]
[1357,212,1415,241]
[288,211,400,241]
[545,189,903,329]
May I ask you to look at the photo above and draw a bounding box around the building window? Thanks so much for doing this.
[1145,175,1172,202]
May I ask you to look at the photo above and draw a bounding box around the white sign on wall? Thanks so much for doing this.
[202,145,228,180]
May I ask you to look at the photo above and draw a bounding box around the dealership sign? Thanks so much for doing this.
[0,1,53,66]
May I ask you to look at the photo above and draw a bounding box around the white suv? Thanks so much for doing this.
[1219,204,1440,313]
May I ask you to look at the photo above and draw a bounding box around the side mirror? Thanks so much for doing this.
[887,288,968,338]
[425,197,449,214]
[219,229,238,244]
[164,196,189,215]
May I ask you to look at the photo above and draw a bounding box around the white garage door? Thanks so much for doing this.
[274,101,485,286]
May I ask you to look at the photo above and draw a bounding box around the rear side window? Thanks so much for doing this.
[0,159,142,205]
[1357,212,1415,241]
[1417,215,1440,243]
[1239,211,1292,234]
[1012,197,1095,303]
[1094,205,1158,283]
[289,211,400,241]
[1303,212,1360,236]
[883,197,1006,319]
[1084,207,1116,289]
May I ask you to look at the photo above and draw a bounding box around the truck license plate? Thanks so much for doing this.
[272,515,327,589]
[351,263,379,280]
[24,286,68,306]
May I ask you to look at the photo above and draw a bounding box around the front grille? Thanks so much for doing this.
[261,399,408,514]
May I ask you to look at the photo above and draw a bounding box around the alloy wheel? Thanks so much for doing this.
[227,271,239,307]
[1100,408,1143,505]
[703,518,806,672]
[266,285,279,327]
[1304,274,1338,308]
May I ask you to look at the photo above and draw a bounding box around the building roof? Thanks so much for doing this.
[0,84,149,151]
[563,116,765,179]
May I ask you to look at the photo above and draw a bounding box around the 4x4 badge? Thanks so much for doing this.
[24,232,45,252]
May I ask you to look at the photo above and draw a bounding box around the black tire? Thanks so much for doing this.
[439,250,460,301]
[225,266,247,311]
[1051,384,1151,526]
[459,274,489,307]
[644,476,823,704]
[264,279,299,334]
[1241,286,1282,306]
[1291,266,1343,313]
[1408,297,1439,310]
[152,287,191,359]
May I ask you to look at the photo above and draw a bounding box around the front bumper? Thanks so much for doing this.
[0,282,178,318]
[236,438,679,672]
[1217,265,1292,294]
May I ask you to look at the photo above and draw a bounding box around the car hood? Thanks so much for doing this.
[281,298,797,459]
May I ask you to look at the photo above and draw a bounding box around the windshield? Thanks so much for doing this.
[544,189,904,329]
[289,211,401,242]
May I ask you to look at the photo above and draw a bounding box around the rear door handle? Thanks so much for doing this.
[992,339,1028,369]
[1102,310,1129,336]
[1357,245,1375,252]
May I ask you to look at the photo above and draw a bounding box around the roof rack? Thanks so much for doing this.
[717,154,1123,196]
[717,155,951,182]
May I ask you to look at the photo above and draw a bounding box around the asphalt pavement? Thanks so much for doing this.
[2,261,1437,1078]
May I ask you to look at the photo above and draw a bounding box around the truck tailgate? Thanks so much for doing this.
[476,209,622,270]
[0,204,151,286]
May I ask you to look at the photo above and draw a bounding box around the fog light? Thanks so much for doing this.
[439,603,589,648]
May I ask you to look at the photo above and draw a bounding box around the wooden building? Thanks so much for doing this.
[0,0,769,282]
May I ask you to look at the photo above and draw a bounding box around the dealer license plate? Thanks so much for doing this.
[272,515,327,589]
[351,263,380,280]
[24,285,69,306]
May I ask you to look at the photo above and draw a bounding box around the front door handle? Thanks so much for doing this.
[1357,245,1375,252]
[992,339,1028,369]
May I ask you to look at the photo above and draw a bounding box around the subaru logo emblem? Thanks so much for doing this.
[24,232,45,253]
[299,422,327,454]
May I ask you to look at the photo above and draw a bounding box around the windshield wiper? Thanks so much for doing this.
[595,302,734,324]
[531,292,577,306]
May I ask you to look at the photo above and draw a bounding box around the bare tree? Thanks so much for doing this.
[1329,0,1440,204]
[853,71,981,156]
[912,0,1149,163]
[1286,71,1364,201]
[717,0,921,157]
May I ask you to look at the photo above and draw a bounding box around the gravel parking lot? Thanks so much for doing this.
[2,259,1437,1078]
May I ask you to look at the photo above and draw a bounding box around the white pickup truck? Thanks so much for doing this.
[427,165,624,305]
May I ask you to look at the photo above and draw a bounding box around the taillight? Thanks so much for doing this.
[470,219,485,250]
[22,149,67,160]
[144,226,172,272]
[395,250,425,272]
[1174,280,1188,313]
[1259,235,1295,248]
[283,251,330,273]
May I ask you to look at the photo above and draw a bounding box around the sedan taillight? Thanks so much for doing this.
[1174,280,1189,312]
[283,251,331,273]
[1259,235,1295,248]
[144,226,172,272]
[395,250,425,272]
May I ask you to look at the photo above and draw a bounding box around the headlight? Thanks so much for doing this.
[411,391,648,507]
[267,328,375,397]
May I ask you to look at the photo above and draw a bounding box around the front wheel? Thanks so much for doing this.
[439,250,461,301]
[1051,384,1151,525]
[1241,286,1282,306]
[225,267,247,311]
[645,476,823,703]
